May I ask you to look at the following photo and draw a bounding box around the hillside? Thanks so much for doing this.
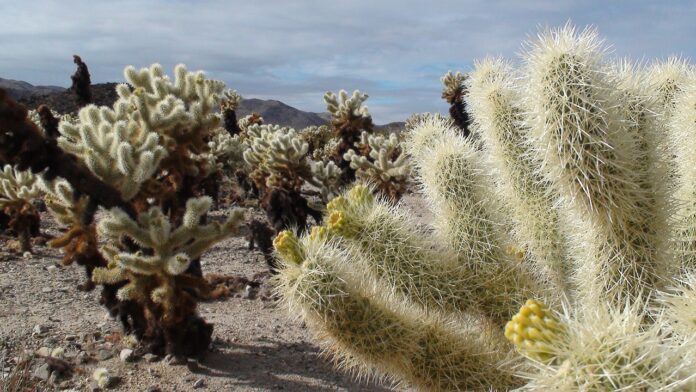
[1,77,403,130]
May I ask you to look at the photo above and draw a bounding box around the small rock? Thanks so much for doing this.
[193,378,205,388]
[43,337,58,345]
[35,346,51,357]
[243,285,257,299]
[88,380,101,392]
[76,351,89,364]
[147,387,162,392]
[33,324,49,335]
[164,354,186,365]
[51,347,65,358]
[65,335,78,341]
[48,370,59,384]
[33,362,52,381]
[142,353,160,363]
[97,349,114,361]
[42,287,52,293]
[119,348,134,362]
[46,265,58,272]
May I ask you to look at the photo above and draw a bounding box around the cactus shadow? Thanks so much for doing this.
[197,338,393,391]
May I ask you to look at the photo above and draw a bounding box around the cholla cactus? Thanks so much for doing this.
[0,165,41,252]
[27,105,73,138]
[299,125,336,160]
[220,89,242,135]
[323,90,374,183]
[324,90,371,132]
[343,131,410,201]
[243,124,336,233]
[323,89,409,199]
[92,197,243,355]
[440,71,471,135]
[0,64,245,357]
[237,112,264,134]
[274,25,696,390]
[244,124,340,199]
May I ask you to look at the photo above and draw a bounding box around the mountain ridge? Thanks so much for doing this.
[0,77,404,130]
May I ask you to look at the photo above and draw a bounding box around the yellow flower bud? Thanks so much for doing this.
[273,230,304,265]
[346,184,374,205]
[505,299,565,362]
[309,226,328,242]
[327,196,348,213]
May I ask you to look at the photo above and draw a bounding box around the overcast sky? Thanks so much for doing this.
[1,1,694,123]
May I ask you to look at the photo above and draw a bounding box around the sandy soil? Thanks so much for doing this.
[0,206,396,392]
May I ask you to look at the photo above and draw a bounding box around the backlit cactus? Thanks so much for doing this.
[274,24,696,391]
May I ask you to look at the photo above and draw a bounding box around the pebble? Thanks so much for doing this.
[244,285,257,299]
[35,346,51,356]
[193,378,205,388]
[164,354,187,365]
[33,362,52,381]
[97,349,114,361]
[42,287,52,293]
[46,265,57,273]
[142,353,160,363]
[147,387,162,392]
[76,351,89,364]
[119,348,135,362]
[33,324,49,335]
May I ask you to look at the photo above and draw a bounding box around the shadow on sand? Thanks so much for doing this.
[194,337,394,391]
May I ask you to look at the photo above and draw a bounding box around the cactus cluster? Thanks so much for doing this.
[274,25,696,390]
[323,90,411,201]
[0,63,244,357]
[0,164,41,252]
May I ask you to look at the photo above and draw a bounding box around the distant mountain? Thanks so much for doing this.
[237,98,327,129]
[1,77,404,130]
[0,77,65,100]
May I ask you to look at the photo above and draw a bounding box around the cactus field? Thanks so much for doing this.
[1,21,696,392]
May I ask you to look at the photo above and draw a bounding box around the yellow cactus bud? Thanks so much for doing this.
[273,230,304,265]
[326,195,348,213]
[309,225,328,242]
[504,299,565,362]
[346,184,374,206]
[328,210,347,233]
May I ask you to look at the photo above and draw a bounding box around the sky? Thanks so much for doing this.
[0,1,694,123]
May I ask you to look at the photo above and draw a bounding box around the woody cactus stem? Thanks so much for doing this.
[37,105,60,139]
[221,90,242,136]
[71,55,92,106]
[441,71,471,136]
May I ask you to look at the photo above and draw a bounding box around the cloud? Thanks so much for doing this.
[1,0,694,122]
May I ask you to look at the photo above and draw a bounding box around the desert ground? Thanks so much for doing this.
[0,201,424,391]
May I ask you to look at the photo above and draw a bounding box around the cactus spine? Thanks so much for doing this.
[275,24,696,391]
